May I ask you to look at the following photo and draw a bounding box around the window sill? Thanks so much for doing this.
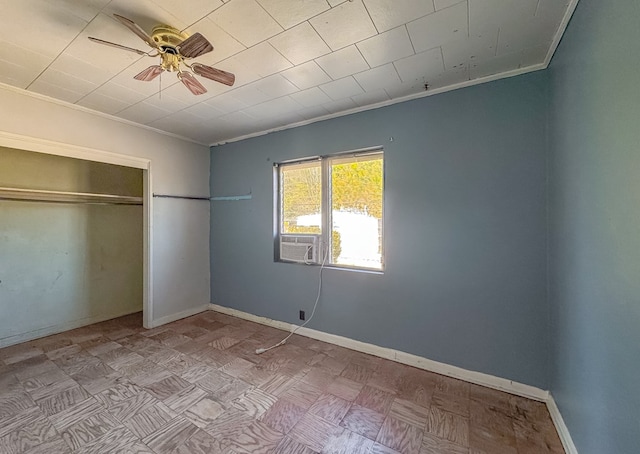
[275,260,384,275]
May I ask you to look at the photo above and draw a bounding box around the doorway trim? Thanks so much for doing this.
[0,130,154,329]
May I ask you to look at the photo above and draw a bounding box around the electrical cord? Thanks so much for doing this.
[255,245,328,355]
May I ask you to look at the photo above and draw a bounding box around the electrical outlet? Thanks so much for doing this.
[299,310,305,321]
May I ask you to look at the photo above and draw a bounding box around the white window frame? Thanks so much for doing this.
[275,147,384,271]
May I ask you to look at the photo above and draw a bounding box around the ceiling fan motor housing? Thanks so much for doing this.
[152,25,188,72]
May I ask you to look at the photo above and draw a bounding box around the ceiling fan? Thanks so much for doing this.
[89,14,235,95]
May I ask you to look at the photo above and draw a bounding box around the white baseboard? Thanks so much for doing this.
[151,304,210,328]
[209,303,549,402]
[546,394,578,454]
[0,308,142,348]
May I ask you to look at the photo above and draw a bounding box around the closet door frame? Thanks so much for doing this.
[0,131,153,329]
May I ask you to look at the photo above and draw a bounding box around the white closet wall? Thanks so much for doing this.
[0,148,143,346]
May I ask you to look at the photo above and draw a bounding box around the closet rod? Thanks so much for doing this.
[0,187,143,205]
[153,193,252,201]
[153,194,210,201]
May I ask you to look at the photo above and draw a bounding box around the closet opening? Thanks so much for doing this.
[0,138,151,348]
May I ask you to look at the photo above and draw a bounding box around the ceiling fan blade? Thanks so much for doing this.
[113,14,158,49]
[179,72,207,95]
[177,32,213,58]
[191,63,235,86]
[88,37,148,55]
[134,65,164,82]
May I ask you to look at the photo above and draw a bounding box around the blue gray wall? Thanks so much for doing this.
[548,0,640,452]
[211,73,549,389]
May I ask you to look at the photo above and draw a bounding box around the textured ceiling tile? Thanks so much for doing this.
[29,79,87,103]
[296,104,331,120]
[256,110,307,130]
[143,91,192,112]
[2,0,89,58]
[211,111,266,141]
[160,76,232,101]
[118,101,173,124]
[351,89,389,107]
[251,74,299,99]
[269,22,331,66]
[53,0,112,22]
[150,0,224,26]
[49,54,114,87]
[497,18,558,56]
[290,87,333,108]
[147,113,192,131]
[435,0,466,10]
[208,0,284,47]
[0,43,51,89]
[393,48,445,85]
[357,26,415,69]
[34,69,99,97]
[354,63,402,92]
[104,0,188,32]
[469,51,523,79]
[204,92,249,114]
[0,59,44,89]
[66,14,145,73]
[172,110,213,127]
[243,96,303,118]
[363,0,435,33]
[407,2,469,53]
[537,0,573,24]
[440,28,498,71]
[215,53,263,87]
[182,102,226,120]
[93,81,149,105]
[229,42,292,78]
[320,77,364,101]
[257,0,330,29]
[426,65,470,89]
[151,116,207,138]
[183,17,246,65]
[76,91,131,115]
[310,0,377,51]
[468,0,538,35]
[227,84,273,106]
[384,80,425,99]
[281,61,332,90]
[322,97,358,114]
[315,45,370,80]
[520,43,550,68]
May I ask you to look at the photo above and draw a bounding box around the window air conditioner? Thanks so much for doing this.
[280,234,320,264]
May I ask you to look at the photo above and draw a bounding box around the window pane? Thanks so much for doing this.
[330,154,383,269]
[281,161,322,235]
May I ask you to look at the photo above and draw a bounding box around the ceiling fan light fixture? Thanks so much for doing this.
[88,14,235,96]
[159,51,182,72]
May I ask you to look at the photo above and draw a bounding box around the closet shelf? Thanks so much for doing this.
[0,187,143,205]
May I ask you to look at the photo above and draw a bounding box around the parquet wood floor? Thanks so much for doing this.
[0,311,564,453]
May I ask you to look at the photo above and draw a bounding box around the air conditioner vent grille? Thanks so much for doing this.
[280,234,320,264]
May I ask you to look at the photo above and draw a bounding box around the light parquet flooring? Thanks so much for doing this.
[0,312,564,453]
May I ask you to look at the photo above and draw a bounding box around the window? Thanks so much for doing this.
[276,149,384,270]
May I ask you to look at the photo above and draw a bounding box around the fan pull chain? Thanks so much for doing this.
[159,71,162,100]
